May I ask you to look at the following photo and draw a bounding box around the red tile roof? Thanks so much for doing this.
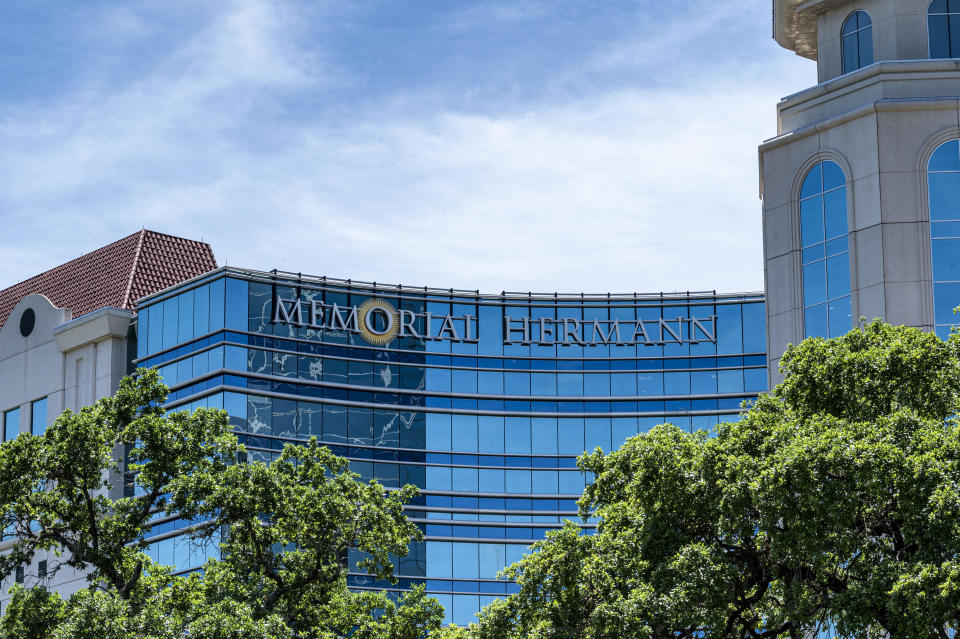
[0,230,216,329]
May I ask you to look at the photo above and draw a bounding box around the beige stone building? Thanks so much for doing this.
[762,0,960,382]
[0,230,215,604]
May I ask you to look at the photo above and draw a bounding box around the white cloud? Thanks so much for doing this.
[0,0,814,297]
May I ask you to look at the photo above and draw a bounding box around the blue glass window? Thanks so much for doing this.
[225,278,247,332]
[146,303,163,356]
[557,419,584,456]
[800,161,851,338]
[929,0,960,59]
[928,139,960,336]
[842,11,873,74]
[162,297,179,350]
[478,416,504,453]
[453,595,480,626]
[505,417,531,454]
[4,407,20,441]
[478,544,505,580]
[427,541,452,578]
[452,415,478,452]
[177,289,194,344]
[31,398,47,436]
[137,305,151,361]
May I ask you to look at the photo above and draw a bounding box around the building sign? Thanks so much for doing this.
[503,315,716,346]
[272,296,717,347]
[273,296,476,346]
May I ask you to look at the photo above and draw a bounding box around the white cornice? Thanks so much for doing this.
[53,307,133,353]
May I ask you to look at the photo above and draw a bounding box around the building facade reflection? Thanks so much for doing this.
[136,267,767,625]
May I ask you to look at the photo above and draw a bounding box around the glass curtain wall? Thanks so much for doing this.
[135,269,768,625]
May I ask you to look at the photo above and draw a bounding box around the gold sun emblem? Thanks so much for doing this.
[357,298,400,346]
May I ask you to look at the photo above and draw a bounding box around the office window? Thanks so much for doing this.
[929,0,960,59]
[800,161,852,338]
[4,408,20,442]
[31,397,47,436]
[928,139,960,337]
[842,11,873,73]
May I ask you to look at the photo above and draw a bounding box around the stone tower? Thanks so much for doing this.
[762,0,960,383]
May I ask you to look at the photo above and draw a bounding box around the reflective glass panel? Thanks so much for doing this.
[934,282,960,325]
[803,263,827,306]
[826,255,851,299]
[929,174,960,220]
[804,304,828,339]
[828,296,852,338]
[800,161,850,338]
[31,398,47,436]
[800,164,822,199]
[929,2,960,58]
[931,221,960,238]
[823,190,847,239]
[930,139,960,172]
[929,139,960,334]
[800,197,825,247]
[933,238,960,281]
[841,11,872,74]
[4,408,20,441]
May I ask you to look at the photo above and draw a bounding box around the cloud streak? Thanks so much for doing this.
[0,0,813,296]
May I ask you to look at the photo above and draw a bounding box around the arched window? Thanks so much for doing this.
[842,11,873,74]
[800,161,851,339]
[929,0,960,58]
[927,139,960,337]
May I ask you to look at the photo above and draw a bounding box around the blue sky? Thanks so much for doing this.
[0,0,813,295]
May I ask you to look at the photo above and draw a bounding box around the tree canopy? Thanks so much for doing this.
[0,368,443,639]
[450,320,960,639]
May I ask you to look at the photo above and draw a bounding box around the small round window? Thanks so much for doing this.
[19,308,36,337]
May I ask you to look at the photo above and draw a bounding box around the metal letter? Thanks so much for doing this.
[399,309,420,338]
[630,319,650,344]
[658,317,683,343]
[425,312,434,340]
[437,314,461,341]
[310,301,325,328]
[464,315,476,342]
[273,297,304,326]
[329,303,359,332]
[592,319,621,345]
[562,318,585,346]
[539,318,555,345]
[503,316,529,344]
[690,316,717,343]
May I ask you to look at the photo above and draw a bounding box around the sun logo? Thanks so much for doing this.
[357,298,400,346]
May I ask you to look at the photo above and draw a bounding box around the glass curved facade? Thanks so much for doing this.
[135,267,767,625]
[800,160,851,339]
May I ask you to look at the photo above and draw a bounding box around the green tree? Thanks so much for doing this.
[449,321,960,638]
[0,368,443,638]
